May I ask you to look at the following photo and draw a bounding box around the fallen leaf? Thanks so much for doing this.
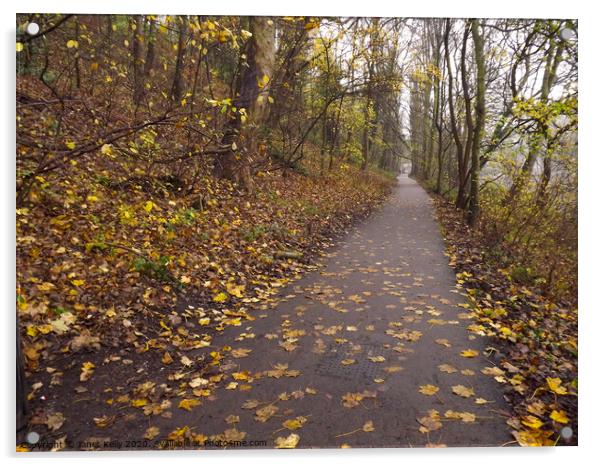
[79,362,95,382]
[550,410,569,424]
[242,399,260,409]
[451,385,474,398]
[460,349,479,358]
[274,433,300,449]
[93,415,116,428]
[481,366,505,376]
[512,429,555,447]
[521,415,544,429]
[438,364,457,373]
[418,384,440,396]
[255,404,278,422]
[145,426,160,440]
[180,355,193,367]
[213,292,228,303]
[546,377,568,395]
[417,411,442,433]
[231,348,252,358]
[362,420,375,432]
[46,412,65,431]
[178,399,201,411]
[282,416,307,431]
[368,355,385,363]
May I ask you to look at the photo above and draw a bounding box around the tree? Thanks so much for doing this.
[132,15,144,106]
[213,16,276,188]
[467,18,485,226]
[170,16,188,102]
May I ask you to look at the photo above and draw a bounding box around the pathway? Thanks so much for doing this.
[170,175,513,448]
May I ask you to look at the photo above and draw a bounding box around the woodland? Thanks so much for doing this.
[16,15,577,449]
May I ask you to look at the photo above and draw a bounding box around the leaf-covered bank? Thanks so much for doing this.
[433,196,577,446]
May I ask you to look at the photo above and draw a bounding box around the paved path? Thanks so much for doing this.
[175,175,512,448]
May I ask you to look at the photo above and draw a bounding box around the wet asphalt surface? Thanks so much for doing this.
[166,175,514,448]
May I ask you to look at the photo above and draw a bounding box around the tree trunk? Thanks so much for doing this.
[214,16,275,189]
[143,17,156,79]
[170,16,188,102]
[361,18,379,172]
[467,19,485,227]
[132,16,144,106]
[444,20,468,209]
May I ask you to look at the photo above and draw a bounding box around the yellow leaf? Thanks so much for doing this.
[143,201,154,213]
[226,283,244,298]
[521,415,544,430]
[100,144,113,156]
[274,433,300,449]
[481,366,505,376]
[232,371,250,381]
[80,362,95,382]
[282,416,307,431]
[144,426,160,440]
[71,279,85,287]
[417,412,442,432]
[66,39,79,49]
[512,429,555,447]
[213,292,228,303]
[230,348,251,358]
[451,385,474,398]
[418,384,440,396]
[368,355,385,363]
[550,410,569,424]
[255,404,279,422]
[37,324,52,335]
[131,399,148,407]
[16,42,24,52]
[546,377,568,395]
[36,282,55,292]
[178,399,201,411]
[65,140,76,150]
[362,420,375,432]
[459,412,476,423]
[460,349,479,358]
